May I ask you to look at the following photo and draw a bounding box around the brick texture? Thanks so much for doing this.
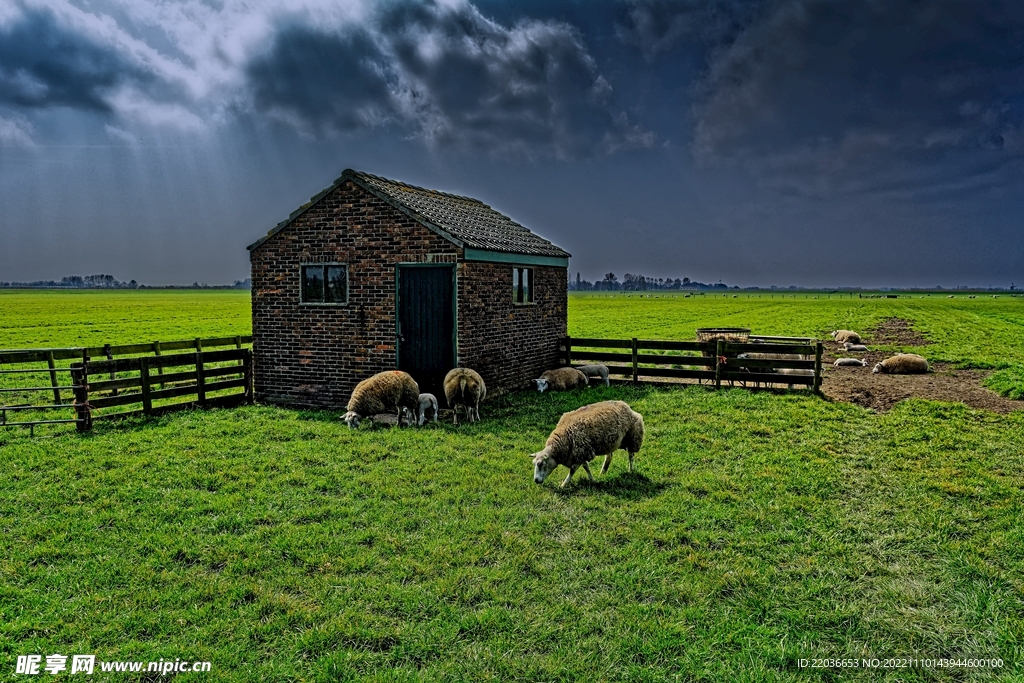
[250,179,567,408]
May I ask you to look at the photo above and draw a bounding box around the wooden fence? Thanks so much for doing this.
[0,336,252,433]
[561,335,823,391]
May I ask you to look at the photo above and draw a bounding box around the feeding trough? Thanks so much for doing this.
[695,327,751,343]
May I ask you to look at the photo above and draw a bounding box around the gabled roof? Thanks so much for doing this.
[247,169,571,259]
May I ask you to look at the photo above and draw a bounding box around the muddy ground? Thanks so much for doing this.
[821,317,1020,413]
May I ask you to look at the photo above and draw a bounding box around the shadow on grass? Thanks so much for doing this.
[551,470,669,500]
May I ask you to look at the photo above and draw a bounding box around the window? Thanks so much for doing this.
[513,267,534,304]
[301,264,348,304]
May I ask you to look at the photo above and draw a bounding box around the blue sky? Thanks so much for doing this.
[1,0,1022,287]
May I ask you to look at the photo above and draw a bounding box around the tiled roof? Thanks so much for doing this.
[248,169,569,258]
[352,171,569,258]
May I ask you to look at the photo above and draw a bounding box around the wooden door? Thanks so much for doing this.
[396,265,455,402]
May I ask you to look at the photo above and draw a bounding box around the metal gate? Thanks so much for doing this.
[396,264,456,402]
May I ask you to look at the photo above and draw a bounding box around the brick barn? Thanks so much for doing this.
[247,169,570,408]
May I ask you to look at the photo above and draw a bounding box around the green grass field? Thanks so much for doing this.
[1,290,1023,681]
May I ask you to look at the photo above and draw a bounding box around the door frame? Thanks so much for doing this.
[394,262,458,372]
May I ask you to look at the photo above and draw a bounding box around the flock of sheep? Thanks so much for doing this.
[829,329,930,374]
[337,330,929,487]
[341,364,642,488]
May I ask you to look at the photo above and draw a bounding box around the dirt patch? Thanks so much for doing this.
[865,317,933,346]
[821,346,1019,413]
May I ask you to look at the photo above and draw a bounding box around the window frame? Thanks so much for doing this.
[299,262,349,306]
[512,266,535,305]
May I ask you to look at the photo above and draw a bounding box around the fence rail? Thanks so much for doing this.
[1,335,252,433]
[561,335,823,391]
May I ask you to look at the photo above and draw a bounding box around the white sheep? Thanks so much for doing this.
[443,368,486,425]
[843,342,869,352]
[830,330,862,344]
[531,400,645,487]
[533,367,589,392]
[872,354,929,374]
[415,393,438,425]
[833,358,868,367]
[343,370,420,429]
[574,363,610,387]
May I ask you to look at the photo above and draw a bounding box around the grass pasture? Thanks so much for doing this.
[1,289,1023,680]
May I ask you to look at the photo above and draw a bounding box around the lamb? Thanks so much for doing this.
[843,342,869,352]
[830,330,862,344]
[872,353,929,374]
[531,400,645,488]
[833,358,868,367]
[343,370,420,429]
[574,363,610,387]
[415,393,438,425]
[533,367,589,392]
[443,368,486,425]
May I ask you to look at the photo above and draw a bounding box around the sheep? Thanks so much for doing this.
[843,342,869,352]
[415,393,438,426]
[830,330,862,344]
[833,358,868,367]
[533,367,589,392]
[872,353,929,374]
[443,368,486,425]
[574,363,610,387]
[531,400,645,488]
[343,370,420,429]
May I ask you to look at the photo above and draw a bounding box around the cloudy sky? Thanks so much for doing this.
[1,0,1022,288]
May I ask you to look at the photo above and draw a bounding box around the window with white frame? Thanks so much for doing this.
[301,264,348,304]
[513,266,534,304]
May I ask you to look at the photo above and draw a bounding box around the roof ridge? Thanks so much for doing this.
[350,170,486,205]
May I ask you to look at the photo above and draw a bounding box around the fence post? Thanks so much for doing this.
[104,343,117,396]
[631,338,639,385]
[154,340,165,388]
[196,351,206,407]
[715,340,724,390]
[813,341,823,394]
[140,357,153,415]
[243,349,253,403]
[564,336,572,367]
[70,362,92,432]
[46,351,61,404]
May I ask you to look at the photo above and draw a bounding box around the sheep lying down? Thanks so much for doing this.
[531,400,645,488]
[830,330,862,344]
[833,358,868,367]
[873,354,929,374]
[533,367,589,392]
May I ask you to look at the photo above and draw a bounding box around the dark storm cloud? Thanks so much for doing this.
[0,7,150,112]
[244,0,653,157]
[622,0,1024,194]
[617,0,759,58]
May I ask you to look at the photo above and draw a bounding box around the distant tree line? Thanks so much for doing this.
[568,272,734,291]
[0,275,252,289]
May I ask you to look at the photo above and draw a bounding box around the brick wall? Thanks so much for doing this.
[250,180,568,408]
[250,180,457,407]
[456,262,567,396]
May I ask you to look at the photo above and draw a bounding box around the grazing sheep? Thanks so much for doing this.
[531,400,645,487]
[343,370,420,429]
[872,353,929,374]
[575,363,610,387]
[833,358,868,367]
[533,367,589,392]
[416,393,438,426]
[843,342,869,352]
[443,368,486,425]
[830,330,862,344]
